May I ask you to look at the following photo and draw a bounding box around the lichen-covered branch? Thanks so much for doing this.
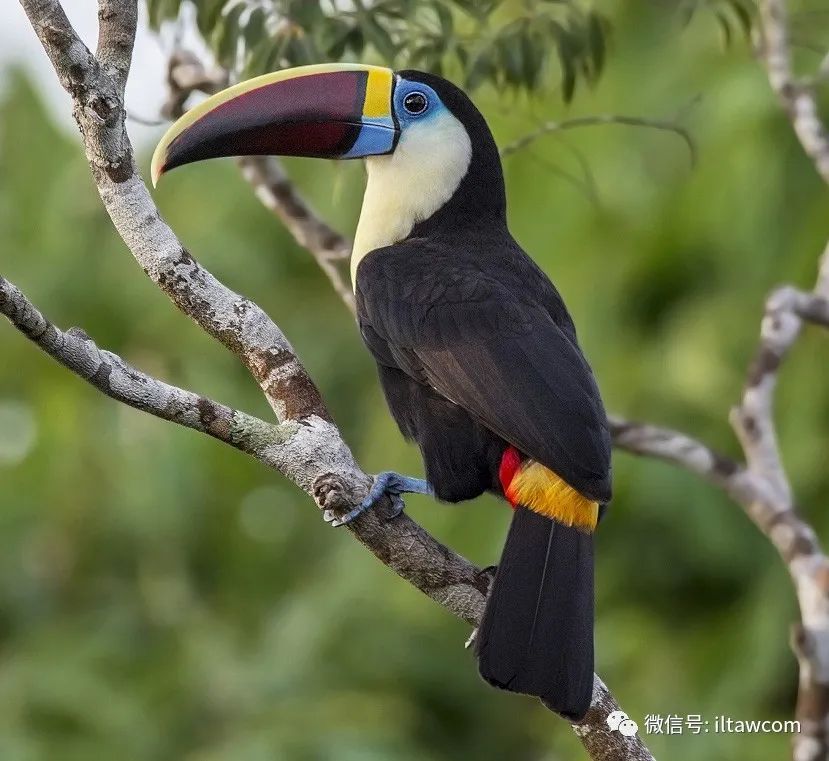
[25,0,325,426]
[15,1,649,758]
[728,278,829,761]
[96,0,136,96]
[0,274,279,450]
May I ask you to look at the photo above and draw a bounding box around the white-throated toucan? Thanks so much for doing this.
[153,63,612,721]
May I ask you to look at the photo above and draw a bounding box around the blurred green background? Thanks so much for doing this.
[1,2,829,760]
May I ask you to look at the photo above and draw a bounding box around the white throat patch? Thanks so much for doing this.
[351,109,473,287]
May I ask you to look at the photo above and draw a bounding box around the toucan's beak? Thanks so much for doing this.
[151,63,397,186]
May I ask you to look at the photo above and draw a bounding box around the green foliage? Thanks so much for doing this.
[679,0,755,45]
[3,1,829,759]
[146,0,609,101]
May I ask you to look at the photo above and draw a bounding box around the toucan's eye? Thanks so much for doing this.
[403,91,429,115]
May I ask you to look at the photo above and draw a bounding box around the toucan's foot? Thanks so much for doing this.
[324,471,433,528]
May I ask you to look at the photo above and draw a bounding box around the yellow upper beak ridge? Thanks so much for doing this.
[150,63,395,187]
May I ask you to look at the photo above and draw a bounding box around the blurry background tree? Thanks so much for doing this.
[1,1,829,760]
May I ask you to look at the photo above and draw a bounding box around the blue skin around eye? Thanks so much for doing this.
[393,80,445,127]
[342,78,446,158]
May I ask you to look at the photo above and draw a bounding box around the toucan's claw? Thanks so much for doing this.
[326,471,432,528]
[323,493,403,528]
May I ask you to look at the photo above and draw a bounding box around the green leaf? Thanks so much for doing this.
[556,27,578,102]
[465,48,494,91]
[243,43,265,78]
[455,43,469,68]
[195,0,228,37]
[187,0,619,101]
[243,7,267,50]
[587,11,606,79]
[498,26,525,86]
[321,18,357,60]
[147,0,181,29]
[432,1,454,39]
[714,10,733,47]
[361,15,398,62]
[213,2,245,69]
[520,28,542,90]
[729,0,754,40]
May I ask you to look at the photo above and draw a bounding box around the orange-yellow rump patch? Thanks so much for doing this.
[500,448,598,532]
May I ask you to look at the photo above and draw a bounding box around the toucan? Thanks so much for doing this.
[152,63,612,721]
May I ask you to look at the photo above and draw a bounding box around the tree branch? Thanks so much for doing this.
[499,114,697,167]
[0,271,489,629]
[749,4,829,756]
[238,156,356,315]
[15,1,649,758]
[760,0,829,185]
[0,274,291,459]
[727,280,829,760]
[96,0,136,96]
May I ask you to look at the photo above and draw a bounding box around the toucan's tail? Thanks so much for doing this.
[474,507,594,721]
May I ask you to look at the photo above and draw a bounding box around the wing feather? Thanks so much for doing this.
[357,242,612,502]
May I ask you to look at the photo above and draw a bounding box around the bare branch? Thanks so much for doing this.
[0,274,288,456]
[126,110,165,127]
[612,258,829,761]
[96,0,136,95]
[16,2,649,758]
[759,0,829,184]
[499,114,697,166]
[743,28,829,757]
[727,277,829,760]
[0,273,488,630]
[160,49,226,121]
[587,6,829,753]
[238,156,356,315]
[20,0,325,425]
[608,416,744,490]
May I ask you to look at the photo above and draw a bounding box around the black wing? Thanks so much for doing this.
[356,241,611,502]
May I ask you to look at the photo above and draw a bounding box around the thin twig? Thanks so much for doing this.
[499,114,697,167]
[759,0,829,184]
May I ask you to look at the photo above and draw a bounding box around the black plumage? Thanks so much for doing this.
[476,509,595,720]
[355,72,611,720]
